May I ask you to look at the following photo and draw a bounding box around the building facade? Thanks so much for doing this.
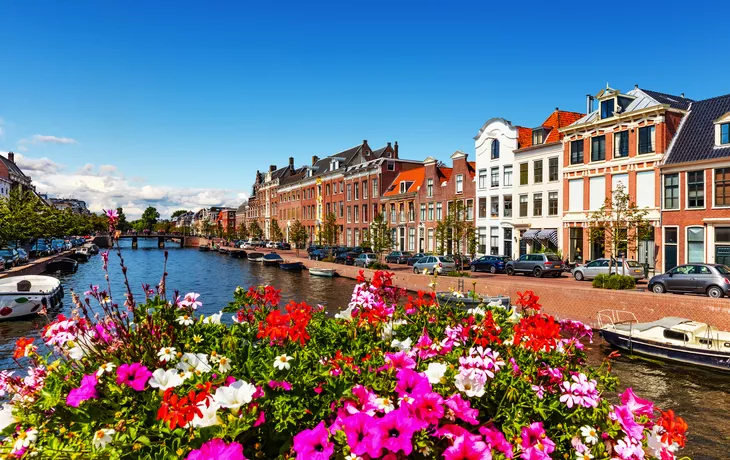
[382,166,424,252]
[0,152,33,195]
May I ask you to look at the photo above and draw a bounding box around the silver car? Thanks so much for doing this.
[572,258,645,281]
[354,253,378,268]
[412,256,456,275]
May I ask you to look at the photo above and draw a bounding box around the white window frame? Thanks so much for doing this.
[686,225,706,264]
[456,174,464,194]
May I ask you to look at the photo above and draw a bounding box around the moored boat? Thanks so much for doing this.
[436,292,510,309]
[83,243,99,255]
[228,249,247,258]
[247,252,264,262]
[218,247,229,254]
[309,267,336,277]
[0,275,64,320]
[598,310,730,372]
[45,258,78,274]
[262,253,283,266]
[68,249,89,262]
[198,244,210,252]
[279,262,304,271]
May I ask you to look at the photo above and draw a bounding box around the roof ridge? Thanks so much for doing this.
[641,88,695,102]
[694,92,730,104]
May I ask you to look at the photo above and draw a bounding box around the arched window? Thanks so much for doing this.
[491,139,500,159]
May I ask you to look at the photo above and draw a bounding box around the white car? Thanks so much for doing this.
[241,242,254,249]
[266,242,277,249]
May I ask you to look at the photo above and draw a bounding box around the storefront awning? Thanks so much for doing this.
[521,229,539,241]
[537,229,558,246]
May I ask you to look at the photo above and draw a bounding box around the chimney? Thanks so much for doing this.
[586,95,594,114]
[681,93,685,99]
[312,155,319,166]
[363,140,368,146]
[7,152,14,163]
[289,157,294,168]
[269,165,276,172]
[394,141,399,158]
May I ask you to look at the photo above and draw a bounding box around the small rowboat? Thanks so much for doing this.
[262,253,283,266]
[68,247,90,262]
[45,258,78,274]
[279,262,304,271]
[0,275,64,320]
[198,245,210,252]
[247,252,264,262]
[228,250,247,259]
[309,267,336,278]
[217,247,229,254]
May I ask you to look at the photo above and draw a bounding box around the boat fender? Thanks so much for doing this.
[724,342,730,348]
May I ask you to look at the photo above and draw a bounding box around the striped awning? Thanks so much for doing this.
[537,229,558,246]
[521,229,540,241]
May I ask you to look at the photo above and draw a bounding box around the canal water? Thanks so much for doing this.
[0,238,726,458]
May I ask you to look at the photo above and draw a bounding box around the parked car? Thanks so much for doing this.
[406,253,431,266]
[0,258,5,271]
[648,264,730,298]
[449,254,472,269]
[413,255,456,275]
[280,242,291,250]
[505,253,564,278]
[354,253,378,268]
[335,251,358,265]
[572,258,645,281]
[385,251,412,264]
[470,255,511,273]
[0,248,19,268]
[16,249,29,265]
[309,249,329,261]
[307,245,322,255]
[51,239,66,253]
[30,241,52,258]
[241,242,255,249]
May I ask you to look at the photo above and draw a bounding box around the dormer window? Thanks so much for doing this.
[306,169,312,178]
[399,181,413,194]
[600,99,615,119]
[722,123,730,145]
[713,114,730,146]
[532,128,545,145]
[330,160,339,170]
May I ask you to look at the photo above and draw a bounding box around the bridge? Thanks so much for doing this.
[92,233,192,249]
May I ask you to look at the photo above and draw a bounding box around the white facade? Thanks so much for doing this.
[0,178,10,198]
[474,118,520,258]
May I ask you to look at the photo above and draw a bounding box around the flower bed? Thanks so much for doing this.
[0,219,688,459]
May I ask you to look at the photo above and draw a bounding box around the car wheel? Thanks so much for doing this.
[574,271,584,282]
[533,267,543,278]
[470,265,476,272]
[651,283,666,294]
[489,265,497,274]
[707,286,724,299]
[506,266,514,276]
[413,267,419,274]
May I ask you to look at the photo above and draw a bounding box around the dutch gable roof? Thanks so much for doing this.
[569,87,692,126]
[663,93,730,165]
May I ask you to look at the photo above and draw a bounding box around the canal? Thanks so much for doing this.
[0,238,727,458]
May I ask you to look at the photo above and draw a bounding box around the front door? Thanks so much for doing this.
[519,231,527,257]
[399,228,405,251]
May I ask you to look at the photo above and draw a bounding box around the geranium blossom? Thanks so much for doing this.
[559,373,600,409]
[179,292,203,310]
[454,369,486,398]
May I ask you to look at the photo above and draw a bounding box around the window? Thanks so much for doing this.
[491,140,500,159]
[363,180,368,199]
[420,204,426,221]
[408,228,415,251]
[548,192,558,216]
[363,205,368,222]
[347,206,351,223]
[503,166,513,186]
[519,163,528,185]
[346,229,352,247]
[503,228,512,257]
[340,182,344,193]
[478,170,487,189]
[490,227,499,255]
[325,184,330,195]
[427,179,433,197]
[600,99,614,119]
[591,136,606,162]
[428,203,434,221]
[456,174,463,193]
[687,171,705,208]
[390,204,396,223]
[400,182,408,194]
[504,195,512,217]
[339,201,344,217]
[663,174,679,209]
[548,157,558,181]
[436,202,442,220]
[614,131,629,158]
[519,195,528,217]
[490,196,499,217]
[354,206,359,223]
[533,160,543,184]
[354,183,359,200]
[347,184,352,201]
[477,228,486,254]
[466,200,474,220]
[638,126,655,154]
[722,123,730,145]
[532,129,544,145]
[478,198,487,219]
[716,168,730,206]
[570,140,584,164]
[373,179,378,198]
[387,161,395,171]
[490,168,499,187]
[533,193,543,217]
[687,227,705,263]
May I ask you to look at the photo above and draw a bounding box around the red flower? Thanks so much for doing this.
[513,314,561,353]
[247,285,282,308]
[157,387,211,430]
[472,311,502,347]
[257,301,313,346]
[515,290,542,314]
[658,409,688,448]
[13,337,35,359]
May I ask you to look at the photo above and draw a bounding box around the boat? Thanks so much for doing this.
[247,252,264,262]
[83,243,99,255]
[198,244,210,252]
[68,247,91,262]
[228,249,247,259]
[598,310,730,371]
[436,292,510,309]
[45,258,78,274]
[218,247,229,254]
[279,262,304,271]
[309,267,336,277]
[262,253,283,266]
[0,275,64,320]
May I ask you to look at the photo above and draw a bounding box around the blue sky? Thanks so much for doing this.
[0,0,725,217]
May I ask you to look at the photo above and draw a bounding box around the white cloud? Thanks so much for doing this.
[19,134,78,145]
[11,153,248,219]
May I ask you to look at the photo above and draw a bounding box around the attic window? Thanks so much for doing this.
[387,161,395,171]
[600,99,615,119]
[399,181,413,194]
[532,128,545,145]
[722,123,730,145]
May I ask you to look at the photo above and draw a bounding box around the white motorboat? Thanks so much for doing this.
[247,252,264,262]
[598,310,730,371]
[0,275,64,320]
[309,267,336,278]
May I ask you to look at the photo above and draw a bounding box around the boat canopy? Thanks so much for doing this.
[613,317,692,333]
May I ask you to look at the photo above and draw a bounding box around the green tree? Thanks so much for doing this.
[319,213,338,250]
[369,212,393,261]
[116,207,131,232]
[236,223,249,241]
[141,206,160,231]
[587,183,652,274]
[270,218,283,242]
[249,221,263,240]
[289,219,308,257]
[171,209,188,219]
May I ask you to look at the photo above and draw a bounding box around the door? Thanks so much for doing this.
[583,260,603,279]
[665,265,695,292]
[692,265,713,293]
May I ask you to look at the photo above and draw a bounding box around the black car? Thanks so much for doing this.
[406,253,430,266]
[649,264,730,298]
[335,251,358,265]
[309,249,329,261]
[307,245,322,255]
[0,248,19,268]
[470,255,511,273]
[385,251,412,264]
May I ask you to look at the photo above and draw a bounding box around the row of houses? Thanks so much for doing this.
[233,84,730,274]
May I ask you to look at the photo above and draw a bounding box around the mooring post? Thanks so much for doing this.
[158,236,164,249]
[132,236,138,249]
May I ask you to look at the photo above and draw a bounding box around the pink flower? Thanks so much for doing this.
[613,436,645,460]
[115,363,152,391]
[509,357,520,375]
[101,251,109,270]
[445,393,479,425]
[394,368,431,398]
[253,410,266,427]
[559,373,599,409]
[383,352,416,371]
[620,388,654,418]
[612,404,644,440]
[443,434,491,460]
[520,422,555,460]
[531,385,546,399]
[480,425,513,459]
[415,329,437,360]
[293,421,334,460]
[180,292,203,310]
[186,438,246,460]
[66,373,100,407]
[414,391,444,425]
[370,408,422,457]
[341,412,375,456]
[105,209,119,223]
[268,380,292,391]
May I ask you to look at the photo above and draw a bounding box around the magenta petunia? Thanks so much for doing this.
[611,404,644,440]
[66,373,100,407]
[394,368,431,399]
[443,434,490,460]
[292,421,334,460]
[370,408,422,457]
[414,391,444,425]
[620,387,654,418]
[479,425,514,459]
[186,438,247,460]
[383,351,416,371]
[115,363,152,391]
[341,412,375,456]
[520,422,555,460]
[445,393,480,425]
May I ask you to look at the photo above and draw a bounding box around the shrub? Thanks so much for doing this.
[593,273,636,290]
[445,270,471,277]
[367,261,389,270]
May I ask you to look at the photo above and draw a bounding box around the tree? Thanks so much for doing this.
[289,219,308,257]
[141,206,160,231]
[319,213,338,250]
[171,209,188,219]
[369,212,393,261]
[587,183,652,274]
[434,201,476,262]
[270,218,283,242]
[116,207,131,232]
[249,221,263,240]
[236,224,249,241]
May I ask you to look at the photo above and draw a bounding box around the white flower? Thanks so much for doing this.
[0,404,17,431]
[466,306,486,316]
[92,428,115,449]
[454,370,486,398]
[453,291,464,298]
[176,353,211,373]
[424,362,448,385]
[148,369,185,390]
[190,398,221,428]
[580,425,599,445]
[66,343,84,360]
[375,396,394,413]
[213,379,257,410]
[217,356,232,373]
[334,305,355,321]
[575,451,594,460]
[273,354,293,371]
[202,312,222,325]
[96,362,116,377]
[176,315,194,326]
[345,454,363,460]
[391,337,413,352]
[13,428,38,451]
[157,347,177,362]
